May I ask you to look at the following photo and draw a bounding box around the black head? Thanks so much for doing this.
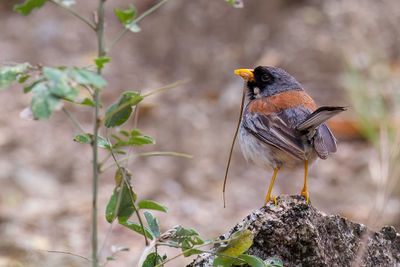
[247,66,303,99]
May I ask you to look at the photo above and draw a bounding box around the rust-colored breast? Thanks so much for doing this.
[248,90,317,115]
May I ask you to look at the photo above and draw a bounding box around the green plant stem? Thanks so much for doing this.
[62,107,86,133]
[91,1,106,267]
[50,0,96,31]
[99,151,193,172]
[108,0,169,51]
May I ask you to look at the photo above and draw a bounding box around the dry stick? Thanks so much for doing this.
[222,86,246,208]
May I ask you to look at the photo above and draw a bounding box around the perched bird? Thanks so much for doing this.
[234,66,346,204]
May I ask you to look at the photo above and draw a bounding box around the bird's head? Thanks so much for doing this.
[234,66,303,99]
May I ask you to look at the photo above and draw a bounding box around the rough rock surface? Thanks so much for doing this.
[189,195,400,267]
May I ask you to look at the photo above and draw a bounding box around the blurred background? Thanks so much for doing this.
[1,0,400,266]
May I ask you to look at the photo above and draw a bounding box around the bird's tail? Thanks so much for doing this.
[297,106,347,133]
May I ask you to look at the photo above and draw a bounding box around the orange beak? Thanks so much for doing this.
[234,68,254,82]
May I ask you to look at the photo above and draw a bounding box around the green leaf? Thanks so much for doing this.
[104,91,143,128]
[238,255,267,267]
[14,0,47,15]
[73,133,111,149]
[138,200,168,213]
[105,168,137,223]
[30,83,60,119]
[144,211,160,238]
[225,0,244,8]
[113,129,155,148]
[142,252,165,267]
[0,63,30,89]
[216,229,254,257]
[119,220,153,240]
[69,68,107,89]
[78,97,96,107]
[168,226,204,257]
[24,79,44,93]
[95,57,111,71]
[43,67,77,100]
[213,256,236,267]
[115,5,136,24]
[264,257,283,267]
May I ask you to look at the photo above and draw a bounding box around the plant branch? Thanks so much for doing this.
[99,151,193,172]
[141,79,189,98]
[49,0,96,31]
[108,0,169,51]
[62,107,86,133]
[91,1,106,266]
[44,250,94,264]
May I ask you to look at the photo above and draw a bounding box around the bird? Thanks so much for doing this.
[234,66,346,204]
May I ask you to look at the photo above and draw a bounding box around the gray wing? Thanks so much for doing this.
[242,107,311,160]
[313,123,337,159]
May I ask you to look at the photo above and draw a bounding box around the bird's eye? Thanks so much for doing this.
[261,74,272,82]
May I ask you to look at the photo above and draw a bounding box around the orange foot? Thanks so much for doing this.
[265,195,278,206]
[301,190,310,204]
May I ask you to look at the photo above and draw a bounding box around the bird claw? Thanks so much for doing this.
[265,195,278,206]
[301,190,310,204]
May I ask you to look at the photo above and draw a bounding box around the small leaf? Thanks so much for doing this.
[24,79,44,93]
[142,252,165,267]
[138,200,168,212]
[216,229,254,257]
[0,63,30,89]
[95,57,111,71]
[213,256,236,267]
[43,67,77,100]
[69,68,107,89]
[238,255,267,267]
[105,168,137,222]
[113,129,155,148]
[119,220,153,240]
[73,133,91,144]
[18,74,30,83]
[78,97,96,107]
[144,211,160,238]
[73,133,111,149]
[115,5,136,25]
[106,256,115,261]
[14,0,47,15]
[104,91,143,128]
[225,0,244,8]
[30,83,61,119]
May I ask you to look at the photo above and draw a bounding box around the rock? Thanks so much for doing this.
[189,195,400,267]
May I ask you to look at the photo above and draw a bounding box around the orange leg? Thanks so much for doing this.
[265,168,279,205]
[301,160,310,203]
